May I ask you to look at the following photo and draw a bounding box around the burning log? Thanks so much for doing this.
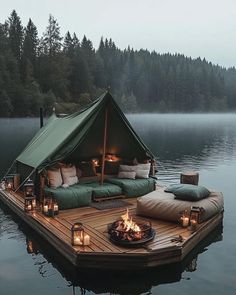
[108,208,155,246]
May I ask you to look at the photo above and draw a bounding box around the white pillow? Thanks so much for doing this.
[118,171,136,179]
[136,163,151,171]
[61,166,76,181]
[119,164,136,172]
[136,169,149,179]
[47,169,63,188]
[64,175,78,186]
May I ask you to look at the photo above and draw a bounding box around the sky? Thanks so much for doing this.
[0,0,235,68]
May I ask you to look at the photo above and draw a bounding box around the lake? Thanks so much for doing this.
[0,114,236,295]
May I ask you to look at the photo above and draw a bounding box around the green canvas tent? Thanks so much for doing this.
[15,91,155,186]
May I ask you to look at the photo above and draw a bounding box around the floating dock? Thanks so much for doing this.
[0,189,223,270]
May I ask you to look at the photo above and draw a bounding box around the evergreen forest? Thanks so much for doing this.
[1,10,236,117]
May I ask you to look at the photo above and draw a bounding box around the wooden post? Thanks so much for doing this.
[40,107,44,128]
[101,108,108,185]
[180,172,199,185]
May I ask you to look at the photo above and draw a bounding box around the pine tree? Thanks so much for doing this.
[8,10,23,61]
[41,14,62,56]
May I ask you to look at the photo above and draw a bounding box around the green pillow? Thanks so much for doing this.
[165,183,210,201]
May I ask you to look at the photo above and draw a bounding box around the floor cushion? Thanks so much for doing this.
[105,178,156,197]
[44,184,92,210]
[80,182,122,199]
[136,188,224,223]
[164,183,210,201]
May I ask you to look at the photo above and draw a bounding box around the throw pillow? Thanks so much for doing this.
[136,169,149,179]
[78,161,97,177]
[136,163,151,171]
[165,183,210,201]
[61,166,77,182]
[118,171,136,179]
[47,168,63,188]
[119,164,136,172]
[65,175,78,186]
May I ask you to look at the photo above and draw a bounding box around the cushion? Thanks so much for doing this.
[136,188,224,223]
[136,163,151,170]
[105,160,120,175]
[119,164,136,172]
[136,169,149,179]
[165,183,210,201]
[106,177,156,197]
[47,168,63,189]
[44,184,92,210]
[78,161,97,177]
[80,182,122,199]
[61,166,78,185]
[118,171,136,179]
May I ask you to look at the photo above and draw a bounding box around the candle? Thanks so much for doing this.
[32,199,36,209]
[190,220,197,231]
[44,205,48,213]
[7,183,12,189]
[54,204,58,212]
[74,237,82,246]
[182,217,189,227]
[27,204,32,211]
[83,234,90,246]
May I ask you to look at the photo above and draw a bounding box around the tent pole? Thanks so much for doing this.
[101,107,108,185]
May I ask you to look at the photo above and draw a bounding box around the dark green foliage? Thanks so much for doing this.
[0,10,236,117]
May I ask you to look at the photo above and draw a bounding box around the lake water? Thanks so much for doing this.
[0,114,236,295]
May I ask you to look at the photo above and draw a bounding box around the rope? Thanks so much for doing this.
[0,160,16,182]
[14,168,36,193]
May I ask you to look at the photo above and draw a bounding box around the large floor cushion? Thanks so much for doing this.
[136,188,224,223]
[44,185,92,210]
[80,182,122,199]
[105,178,156,197]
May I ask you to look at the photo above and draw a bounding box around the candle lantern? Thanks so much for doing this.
[5,175,14,191]
[71,222,84,246]
[190,206,201,231]
[43,195,59,217]
[23,179,34,196]
[180,210,190,227]
[24,195,36,212]
[92,158,99,167]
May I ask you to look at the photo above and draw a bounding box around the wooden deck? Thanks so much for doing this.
[0,189,223,270]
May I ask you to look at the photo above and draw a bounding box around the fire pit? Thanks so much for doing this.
[108,209,155,246]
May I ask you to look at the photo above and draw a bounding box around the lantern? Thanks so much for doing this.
[190,206,201,231]
[180,210,190,227]
[92,158,99,167]
[43,195,59,217]
[5,175,14,190]
[71,222,84,246]
[23,179,34,196]
[24,195,36,212]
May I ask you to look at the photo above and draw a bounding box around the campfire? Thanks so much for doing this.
[108,208,155,246]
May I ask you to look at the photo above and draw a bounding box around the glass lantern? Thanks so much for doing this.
[71,222,84,246]
[190,206,201,231]
[24,195,36,212]
[5,175,14,191]
[23,179,34,197]
[43,195,59,217]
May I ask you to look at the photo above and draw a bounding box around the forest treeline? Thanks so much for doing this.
[1,10,236,117]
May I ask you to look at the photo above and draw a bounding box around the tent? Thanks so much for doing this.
[15,91,155,187]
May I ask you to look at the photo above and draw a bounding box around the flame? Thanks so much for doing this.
[121,208,141,232]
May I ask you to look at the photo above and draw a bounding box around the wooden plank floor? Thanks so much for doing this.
[0,189,223,269]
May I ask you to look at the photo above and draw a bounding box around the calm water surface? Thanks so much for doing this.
[0,114,236,295]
